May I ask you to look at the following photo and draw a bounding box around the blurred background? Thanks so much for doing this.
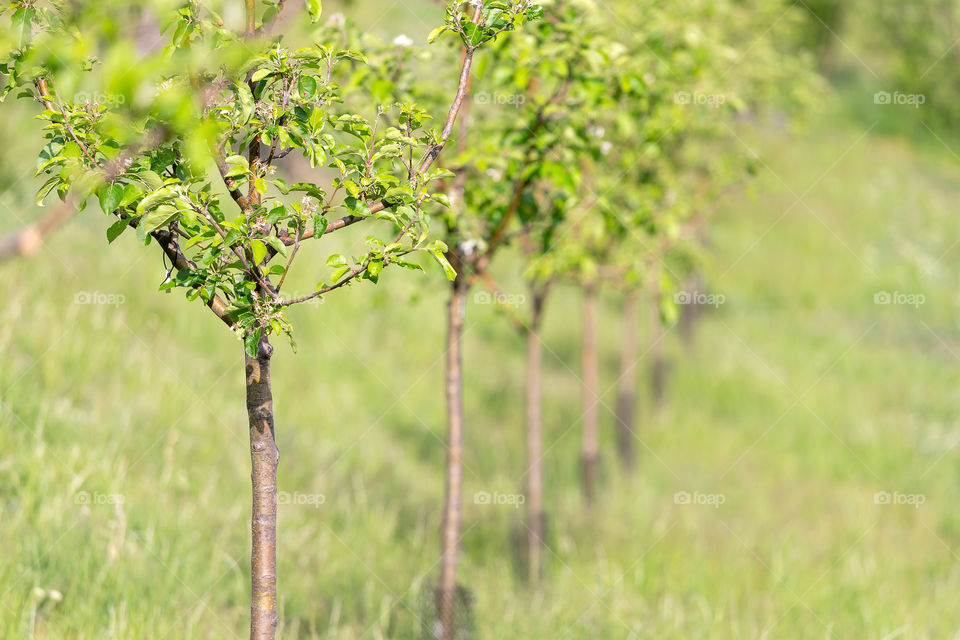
[2,0,960,638]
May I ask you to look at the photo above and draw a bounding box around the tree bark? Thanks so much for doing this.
[525,288,547,582]
[615,290,639,471]
[245,335,279,640]
[581,283,599,506]
[438,279,467,640]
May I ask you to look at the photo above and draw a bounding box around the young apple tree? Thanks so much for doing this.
[0,0,536,636]
[564,0,826,476]
[423,1,620,590]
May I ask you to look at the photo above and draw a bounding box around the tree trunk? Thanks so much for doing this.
[650,301,668,409]
[581,283,599,506]
[615,290,639,471]
[525,288,546,582]
[245,335,279,640]
[678,273,703,350]
[438,279,467,640]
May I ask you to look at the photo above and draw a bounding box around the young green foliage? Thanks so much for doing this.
[1,0,537,356]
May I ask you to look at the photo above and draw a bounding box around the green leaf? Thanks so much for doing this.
[384,186,411,200]
[245,328,262,358]
[250,68,273,83]
[35,177,59,206]
[307,0,322,22]
[298,75,318,100]
[140,204,180,234]
[136,187,178,216]
[106,218,129,243]
[62,142,81,158]
[251,239,269,265]
[393,257,425,271]
[137,170,164,191]
[312,215,328,237]
[429,248,457,281]
[265,235,288,258]
[427,25,449,44]
[119,183,144,208]
[225,154,249,177]
[237,83,255,124]
[98,183,124,214]
[330,266,351,282]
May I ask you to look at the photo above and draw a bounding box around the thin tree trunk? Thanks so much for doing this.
[581,283,599,506]
[615,290,639,471]
[678,273,703,350]
[438,279,467,640]
[245,335,279,640]
[650,301,668,409]
[525,288,546,582]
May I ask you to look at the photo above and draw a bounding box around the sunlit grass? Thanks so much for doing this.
[2,108,960,638]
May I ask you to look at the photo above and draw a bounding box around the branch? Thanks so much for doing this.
[28,78,234,327]
[152,228,233,326]
[245,0,257,38]
[282,4,485,246]
[0,128,165,264]
[413,6,483,175]
[212,147,254,214]
[280,199,424,305]
[0,199,74,262]
[279,256,371,305]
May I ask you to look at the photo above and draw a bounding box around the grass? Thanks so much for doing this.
[3,103,960,637]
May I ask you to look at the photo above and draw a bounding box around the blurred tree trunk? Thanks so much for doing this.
[581,283,599,506]
[678,274,703,350]
[245,336,279,640]
[438,278,467,640]
[650,301,668,409]
[525,286,548,581]
[615,290,639,471]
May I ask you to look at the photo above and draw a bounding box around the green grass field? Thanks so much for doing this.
[2,107,960,638]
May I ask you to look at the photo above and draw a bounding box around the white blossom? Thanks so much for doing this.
[459,239,480,257]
